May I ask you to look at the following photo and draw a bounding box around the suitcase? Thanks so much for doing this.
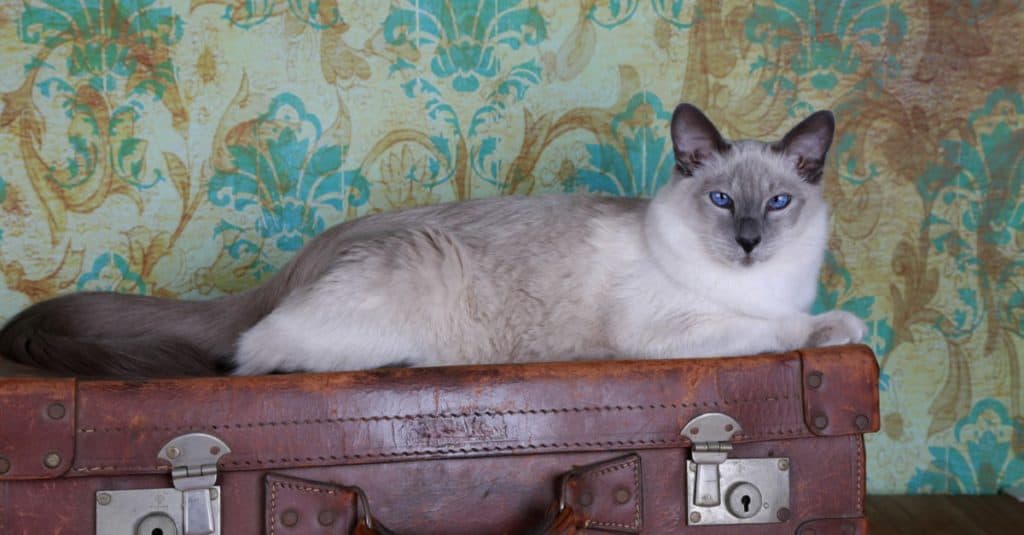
[0,344,879,534]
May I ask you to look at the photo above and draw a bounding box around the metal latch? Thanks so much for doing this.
[96,433,230,535]
[682,413,790,526]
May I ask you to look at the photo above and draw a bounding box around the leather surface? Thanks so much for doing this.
[796,517,868,535]
[3,346,873,480]
[0,377,76,479]
[800,346,880,437]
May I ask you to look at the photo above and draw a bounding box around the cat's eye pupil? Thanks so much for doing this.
[709,191,733,209]
[767,194,791,210]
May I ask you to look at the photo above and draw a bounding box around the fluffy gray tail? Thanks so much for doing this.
[0,213,395,377]
[0,291,267,377]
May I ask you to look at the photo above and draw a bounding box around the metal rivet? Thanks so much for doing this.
[807,372,823,389]
[778,459,789,471]
[689,511,702,523]
[777,507,792,521]
[166,446,181,459]
[578,491,593,506]
[813,414,829,430]
[0,457,10,475]
[280,509,299,527]
[210,488,219,500]
[96,493,112,506]
[46,403,66,420]
[854,414,870,430]
[43,452,62,469]
[318,510,337,526]
[689,426,700,435]
[209,446,221,455]
[614,488,631,504]
[724,424,734,432]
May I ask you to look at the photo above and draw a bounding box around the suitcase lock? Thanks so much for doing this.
[682,413,790,526]
[95,433,230,535]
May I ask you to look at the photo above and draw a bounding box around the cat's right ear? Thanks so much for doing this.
[671,103,730,176]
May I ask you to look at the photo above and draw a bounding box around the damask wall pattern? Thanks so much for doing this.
[0,1,1021,494]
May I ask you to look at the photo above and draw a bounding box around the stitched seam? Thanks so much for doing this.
[632,453,641,530]
[69,430,809,472]
[581,459,641,530]
[579,459,636,480]
[854,435,863,513]
[269,480,277,535]
[275,480,340,496]
[76,394,797,434]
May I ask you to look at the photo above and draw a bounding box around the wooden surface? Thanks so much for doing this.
[867,495,1024,534]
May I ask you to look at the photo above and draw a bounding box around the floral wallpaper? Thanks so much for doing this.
[0,1,1021,495]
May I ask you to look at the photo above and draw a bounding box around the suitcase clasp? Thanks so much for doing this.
[681,413,740,507]
[160,433,231,535]
[681,413,790,526]
[95,433,230,535]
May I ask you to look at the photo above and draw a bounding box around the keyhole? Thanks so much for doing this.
[151,529,163,535]
[741,494,751,513]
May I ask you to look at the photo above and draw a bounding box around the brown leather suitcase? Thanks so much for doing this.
[0,344,878,534]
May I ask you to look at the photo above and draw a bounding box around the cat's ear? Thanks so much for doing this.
[774,110,835,184]
[671,103,730,176]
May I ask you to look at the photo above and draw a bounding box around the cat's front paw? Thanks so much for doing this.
[806,311,868,348]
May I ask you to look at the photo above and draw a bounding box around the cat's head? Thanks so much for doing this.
[657,103,834,267]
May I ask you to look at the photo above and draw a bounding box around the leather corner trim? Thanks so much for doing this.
[0,378,76,480]
[800,344,880,437]
[796,516,868,535]
[562,453,643,533]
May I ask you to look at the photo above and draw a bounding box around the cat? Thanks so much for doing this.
[0,103,867,377]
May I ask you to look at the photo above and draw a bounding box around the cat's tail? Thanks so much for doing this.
[0,218,371,377]
[0,290,268,378]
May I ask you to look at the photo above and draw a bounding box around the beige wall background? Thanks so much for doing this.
[0,1,1021,494]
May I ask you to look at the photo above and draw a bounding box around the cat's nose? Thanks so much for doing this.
[736,234,761,253]
[735,217,761,253]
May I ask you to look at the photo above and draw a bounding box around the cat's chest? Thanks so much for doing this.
[626,255,819,318]
[696,266,814,315]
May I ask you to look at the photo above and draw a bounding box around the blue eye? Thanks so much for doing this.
[709,191,733,209]
[767,194,792,210]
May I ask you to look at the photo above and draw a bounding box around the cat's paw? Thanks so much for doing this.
[806,311,868,348]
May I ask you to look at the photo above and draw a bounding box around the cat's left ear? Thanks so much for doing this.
[773,110,835,184]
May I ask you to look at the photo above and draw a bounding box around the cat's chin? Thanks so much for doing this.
[733,253,773,267]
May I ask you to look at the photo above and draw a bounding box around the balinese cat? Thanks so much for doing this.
[0,104,866,377]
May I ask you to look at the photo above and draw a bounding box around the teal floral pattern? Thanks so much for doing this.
[208,93,367,278]
[77,253,147,294]
[588,0,693,30]
[908,398,1024,494]
[745,0,906,113]
[17,0,185,192]
[923,88,1023,342]
[220,0,344,29]
[21,0,184,95]
[814,251,894,360]
[384,0,547,93]
[563,92,675,197]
